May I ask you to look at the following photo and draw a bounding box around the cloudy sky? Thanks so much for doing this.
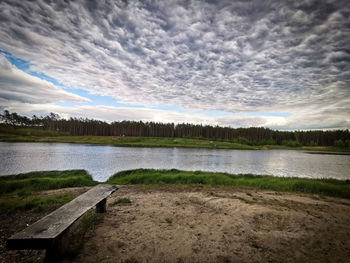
[0,0,349,130]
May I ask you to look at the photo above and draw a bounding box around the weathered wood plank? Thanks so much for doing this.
[7,184,118,250]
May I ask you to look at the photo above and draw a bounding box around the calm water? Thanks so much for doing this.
[0,142,349,182]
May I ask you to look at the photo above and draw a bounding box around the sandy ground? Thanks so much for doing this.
[2,185,350,263]
[75,185,350,263]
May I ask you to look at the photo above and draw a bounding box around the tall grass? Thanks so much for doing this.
[0,170,97,212]
[107,169,350,199]
[0,170,97,194]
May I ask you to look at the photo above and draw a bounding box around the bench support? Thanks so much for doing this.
[96,198,107,213]
[45,237,64,263]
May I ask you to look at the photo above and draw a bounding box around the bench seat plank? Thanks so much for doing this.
[7,184,118,250]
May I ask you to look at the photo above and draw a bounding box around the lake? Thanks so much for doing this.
[0,142,349,182]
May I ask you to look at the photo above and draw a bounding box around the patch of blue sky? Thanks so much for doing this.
[1,50,136,108]
[1,50,65,87]
[29,71,65,87]
[57,88,146,108]
[0,49,30,71]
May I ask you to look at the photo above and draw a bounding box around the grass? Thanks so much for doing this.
[110,197,133,206]
[0,192,74,212]
[107,169,350,199]
[0,170,97,194]
[0,133,259,150]
[1,127,349,152]
[1,168,349,213]
[0,169,103,261]
[0,170,97,212]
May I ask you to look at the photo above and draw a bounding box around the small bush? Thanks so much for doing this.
[334,139,345,148]
[233,137,252,145]
[282,140,301,147]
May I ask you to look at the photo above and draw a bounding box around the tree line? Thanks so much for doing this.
[1,110,349,147]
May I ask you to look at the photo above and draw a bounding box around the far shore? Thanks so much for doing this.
[1,134,350,152]
[1,125,349,152]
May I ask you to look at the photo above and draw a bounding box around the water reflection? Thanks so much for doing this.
[0,142,349,182]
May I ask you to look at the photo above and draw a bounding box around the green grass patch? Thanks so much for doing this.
[0,170,97,212]
[110,197,133,206]
[0,170,97,194]
[107,169,350,199]
[0,193,74,212]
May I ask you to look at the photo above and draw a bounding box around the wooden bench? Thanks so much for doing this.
[6,184,118,259]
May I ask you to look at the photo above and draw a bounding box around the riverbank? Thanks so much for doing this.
[1,130,349,152]
[1,181,350,262]
[1,170,350,262]
[1,170,350,205]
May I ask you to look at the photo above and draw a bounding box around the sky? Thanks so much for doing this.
[0,0,349,130]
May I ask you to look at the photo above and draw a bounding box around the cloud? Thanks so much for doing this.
[1,99,349,130]
[0,0,349,129]
[0,98,287,128]
[0,55,90,104]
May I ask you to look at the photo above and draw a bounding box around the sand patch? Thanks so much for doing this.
[1,185,349,263]
[73,185,350,263]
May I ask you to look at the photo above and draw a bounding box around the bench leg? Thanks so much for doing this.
[96,198,107,213]
[45,237,65,263]
[45,247,60,263]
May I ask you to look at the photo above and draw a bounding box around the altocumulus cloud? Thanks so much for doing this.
[0,0,349,129]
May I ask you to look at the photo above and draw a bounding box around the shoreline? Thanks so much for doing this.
[1,169,349,203]
[1,134,350,152]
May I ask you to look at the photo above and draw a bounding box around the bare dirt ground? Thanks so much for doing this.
[75,185,350,263]
[2,185,350,263]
